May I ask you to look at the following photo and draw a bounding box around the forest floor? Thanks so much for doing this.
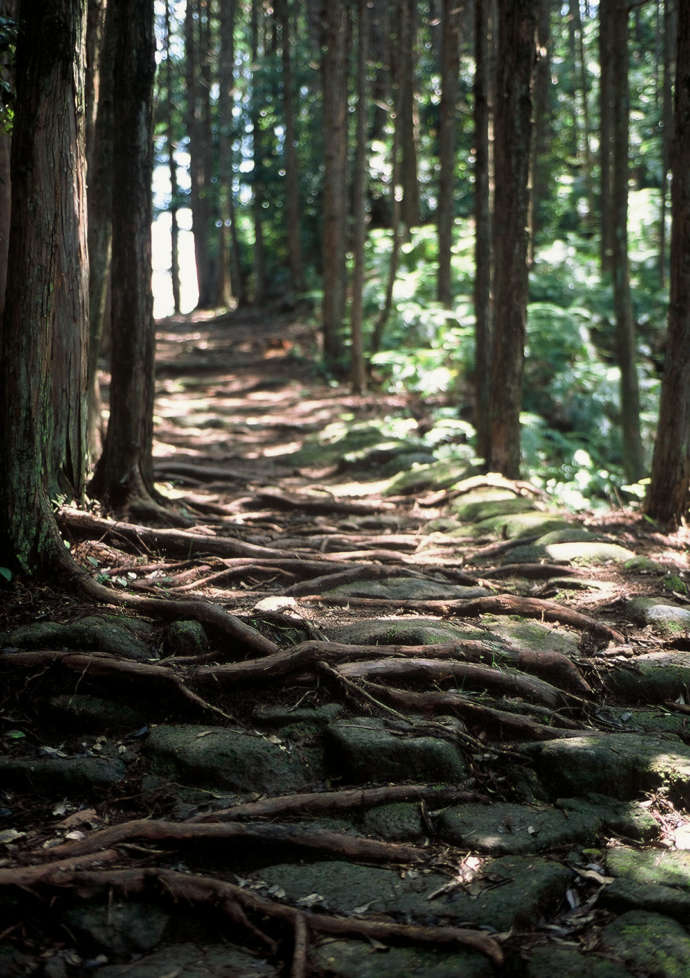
[2,308,690,978]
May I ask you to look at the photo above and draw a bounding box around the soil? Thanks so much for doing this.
[1,308,690,978]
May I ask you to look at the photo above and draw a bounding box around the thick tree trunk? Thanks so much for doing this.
[350,0,369,394]
[529,0,551,264]
[89,0,157,514]
[436,0,460,308]
[86,0,115,463]
[645,0,690,527]
[278,0,305,296]
[487,0,536,479]
[320,1,348,369]
[0,0,88,571]
[474,0,492,464]
[611,0,643,483]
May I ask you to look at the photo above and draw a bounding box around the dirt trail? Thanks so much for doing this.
[2,309,690,977]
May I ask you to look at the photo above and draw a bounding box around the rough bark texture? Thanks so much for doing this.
[0,0,15,321]
[529,0,551,263]
[611,0,643,483]
[487,0,536,479]
[218,0,246,307]
[0,0,88,571]
[250,0,266,305]
[185,0,213,309]
[645,0,690,526]
[164,0,181,315]
[320,1,348,369]
[474,0,492,464]
[89,0,156,512]
[599,0,614,272]
[350,0,369,394]
[86,0,115,462]
[398,0,419,232]
[436,0,460,307]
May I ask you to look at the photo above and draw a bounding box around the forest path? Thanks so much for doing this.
[2,308,690,977]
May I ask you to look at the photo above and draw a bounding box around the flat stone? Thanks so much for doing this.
[64,901,169,955]
[326,718,466,783]
[525,945,633,977]
[165,619,209,655]
[324,578,491,601]
[607,847,690,889]
[0,755,126,793]
[595,705,690,737]
[451,496,537,522]
[436,801,603,854]
[605,652,690,702]
[385,460,473,495]
[469,512,571,539]
[361,801,425,841]
[1,615,153,661]
[600,910,690,977]
[251,855,571,931]
[312,938,493,978]
[327,618,487,647]
[557,796,658,841]
[525,733,690,804]
[602,877,690,920]
[44,694,146,732]
[627,599,690,637]
[534,528,600,545]
[478,615,580,657]
[94,943,278,978]
[509,541,636,565]
[145,724,311,793]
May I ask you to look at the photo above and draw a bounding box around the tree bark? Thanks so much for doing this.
[278,0,305,296]
[487,0,536,478]
[89,0,157,514]
[320,0,348,369]
[250,0,266,305]
[0,0,16,322]
[350,0,369,394]
[658,0,675,289]
[218,0,246,307]
[165,0,181,315]
[474,0,492,464]
[436,0,460,307]
[599,0,614,272]
[0,0,88,571]
[85,0,115,462]
[529,0,551,264]
[398,0,419,232]
[645,0,690,527]
[611,0,643,483]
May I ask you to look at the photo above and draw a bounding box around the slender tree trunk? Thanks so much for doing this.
[164,0,181,315]
[0,0,88,571]
[399,0,419,232]
[599,0,614,272]
[571,0,595,228]
[250,0,266,305]
[89,0,157,514]
[185,0,213,309]
[529,0,551,264]
[436,0,460,308]
[85,0,115,463]
[0,0,16,322]
[320,1,348,369]
[277,0,305,296]
[659,0,675,289]
[350,0,369,394]
[474,0,492,464]
[645,0,690,527]
[218,0,246,307]
[611,0,643,483]
[487,0,536,479]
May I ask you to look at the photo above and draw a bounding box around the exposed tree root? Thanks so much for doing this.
[34,819,430,865]
[1,866,504,964]
[481,562,586,580]
[361,682,584,741]
[309,593,624,643]
[253,488,397,515]
[187,784,488,823]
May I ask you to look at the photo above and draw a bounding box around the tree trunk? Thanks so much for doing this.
[218,0,246,307]
[599,0,614,272]
[350,0,369,394]
[571,0,595,228]
[89,0,157,514]
[487,0,536,479]
[250,0,266,305]
[658,0,675,289]
[474,0,492,464]
[86,0,115,463]
[0,0,88,571]
[645,0,690,527]
[185,0,213,309]
[611,0,643,483]
[436,0,460,307]
[278,0,305,296]
[165,0,181,315]
[320,1,348,369]
[0,0,16,321]
[398,0,419,232]
[529,0,551,264]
